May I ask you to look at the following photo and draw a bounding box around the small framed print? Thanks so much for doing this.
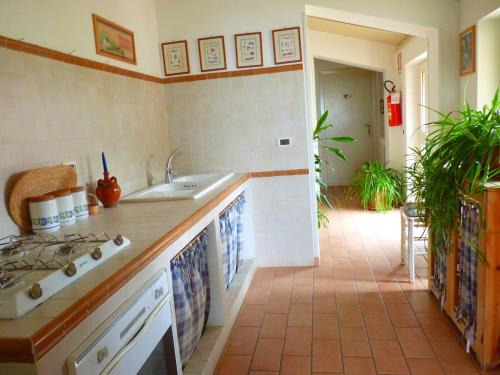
[162,40,190,76]
[397,52,402,74]
[235,32,263,68]
[198,36,226,72]
[460,25,475,76]
[92,14,136,64]
[272,27,302,65]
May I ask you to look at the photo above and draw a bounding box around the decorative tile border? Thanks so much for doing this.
[0,35,303,85]
[0,168,309,362]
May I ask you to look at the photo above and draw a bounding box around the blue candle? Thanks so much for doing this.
[101,151,108,173]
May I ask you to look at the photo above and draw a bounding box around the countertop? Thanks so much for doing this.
[0,173,250,362]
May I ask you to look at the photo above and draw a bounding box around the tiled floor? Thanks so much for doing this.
[215,187,500,375]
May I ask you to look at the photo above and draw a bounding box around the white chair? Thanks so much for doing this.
[400,203,427,283]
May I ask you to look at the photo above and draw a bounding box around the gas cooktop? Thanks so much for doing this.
[0,232,130,319]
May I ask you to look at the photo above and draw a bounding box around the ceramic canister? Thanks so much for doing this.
[28,194,60,233]
[52,189,76,226]
[71,186,89,220]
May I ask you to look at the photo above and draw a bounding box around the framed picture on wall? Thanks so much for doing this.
[460,25,475,76]
[234,32,263,68]
[92,14,136,64]
[198,36,227,72]
[272,27,302,64]
[162,40,190,76]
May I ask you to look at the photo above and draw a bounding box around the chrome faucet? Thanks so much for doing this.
[165,147,183,183]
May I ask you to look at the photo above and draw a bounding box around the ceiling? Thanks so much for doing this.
[307,16,410,46]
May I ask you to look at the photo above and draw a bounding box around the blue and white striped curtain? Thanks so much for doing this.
[170,229,210,366]
[456,203,479,352]
[219,193,246,290]
[432,247,447,309]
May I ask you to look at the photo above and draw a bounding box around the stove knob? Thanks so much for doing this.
[29,283,43,299]
[65,262,77,277]
[92,247,102,260]
[114,235,124,246]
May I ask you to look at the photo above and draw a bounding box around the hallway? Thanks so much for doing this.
[215,188,496,375]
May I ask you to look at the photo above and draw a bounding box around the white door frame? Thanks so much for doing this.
[301,4,440,261]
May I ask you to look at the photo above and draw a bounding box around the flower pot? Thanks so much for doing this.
[368,192,387,211]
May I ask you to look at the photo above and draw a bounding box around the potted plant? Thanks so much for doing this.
[348,161,405,211]
[314,111,355,227]
[407,88,500,257]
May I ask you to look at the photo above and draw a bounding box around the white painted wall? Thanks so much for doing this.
[0,0,163,76]
[459,0,500,108]
[477,10,500,108]
[155,0,305,74]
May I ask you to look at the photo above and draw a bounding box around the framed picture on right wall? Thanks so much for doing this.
[460,25,475,76]
[272,27,302,64]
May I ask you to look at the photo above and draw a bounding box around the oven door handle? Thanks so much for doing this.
[100,296,169,375]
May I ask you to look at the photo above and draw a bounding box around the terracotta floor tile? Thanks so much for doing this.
[364,313,396,340]
[340,327,371,358]
[359,292,386,314]
[251,339,284,372]
[288,304,313,327]
[335,282,359,303]
[219,355,252,375]
[406,358,445,375]
[261,314,288,339]
[370,339,410,374]
[253,270,276,286]
[292,285,313,304]
[343,357,376,375]
[386,303,419,327]
[405,291,440,313]
[273,277,294,294]
[280,356,311,375]
[312,339,342,373]
[284,326,312,356]
[396,327,434,358]
[313,292,337,314]
[267,292,291,314]
[246,284,272,304]
[416,312,457,341]
[294,269,314,286]
[249,372,279,375]
[238,304,266,326]
[338,303,364,328]
[313,313,339,339]
[227,326,260,355]
[430,339,480,375]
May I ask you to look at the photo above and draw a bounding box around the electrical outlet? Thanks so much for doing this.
[63,161,77,174]
[278,137,292,147]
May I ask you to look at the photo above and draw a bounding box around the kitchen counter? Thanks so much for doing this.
[0,173,250,363]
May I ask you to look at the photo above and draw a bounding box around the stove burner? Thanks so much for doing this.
[58,243,75,255]
[0,242,21,256]
[0,273,17,288]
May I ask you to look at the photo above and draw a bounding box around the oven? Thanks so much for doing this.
[67,269,179,375]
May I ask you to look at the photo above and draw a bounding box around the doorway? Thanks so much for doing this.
[315,59,384,186]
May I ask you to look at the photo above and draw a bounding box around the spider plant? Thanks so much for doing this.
[348,161,406,211]
[407,88,500,257]
[314,111,355,228]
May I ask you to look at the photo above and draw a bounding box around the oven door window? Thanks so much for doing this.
[137,326,178,375]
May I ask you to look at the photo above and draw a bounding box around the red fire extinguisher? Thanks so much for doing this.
[384,80,402,127]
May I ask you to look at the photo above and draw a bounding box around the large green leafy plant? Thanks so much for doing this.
[407,88,500,256]
[348,161,406,211]
[314,111,355,227]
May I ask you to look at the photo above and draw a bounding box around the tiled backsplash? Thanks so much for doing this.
[0,47,170,236]
[164,70,308,174]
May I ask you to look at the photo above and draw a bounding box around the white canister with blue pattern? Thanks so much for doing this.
[53,189,76,226]
[71,186,89,221]
[28,194,60,233]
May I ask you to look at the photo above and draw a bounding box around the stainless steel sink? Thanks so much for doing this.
[121,173,234,202]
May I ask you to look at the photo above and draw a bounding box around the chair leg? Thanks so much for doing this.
[408,218,415,283]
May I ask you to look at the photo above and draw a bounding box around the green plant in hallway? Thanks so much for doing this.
[407,88,500,257]
[348,161,406,211]
[314,111,355,228]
